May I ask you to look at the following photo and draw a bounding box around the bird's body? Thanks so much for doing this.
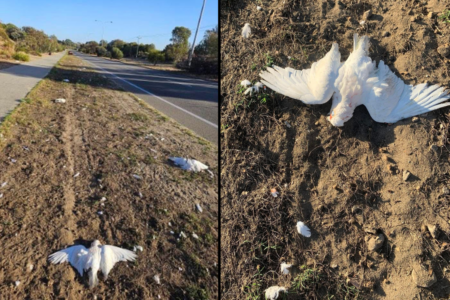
[48,240,137,288]
[169,157,209,172]
[260,34,450,126]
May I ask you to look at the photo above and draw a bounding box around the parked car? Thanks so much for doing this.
[68,51,73,55]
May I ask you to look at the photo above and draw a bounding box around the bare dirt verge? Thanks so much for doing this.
[0,54,218,299]
[221,0,450,299]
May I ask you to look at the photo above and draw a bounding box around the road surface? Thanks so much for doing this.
[74,52,218,144]
[0,52,65,121]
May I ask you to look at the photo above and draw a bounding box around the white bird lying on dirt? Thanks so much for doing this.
[48,240,137,288]
[260,34,450,126]
[169,157,209,172]
[242,23,251,38]
[265,286,287,300]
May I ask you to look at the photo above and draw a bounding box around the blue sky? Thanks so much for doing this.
[0,0,218,50]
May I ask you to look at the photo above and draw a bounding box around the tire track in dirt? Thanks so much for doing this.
[59,87,78,245]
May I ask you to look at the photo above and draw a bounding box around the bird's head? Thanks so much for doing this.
[91,240,102,247]
[327,92,358,127]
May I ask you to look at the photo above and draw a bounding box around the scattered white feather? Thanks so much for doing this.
[296,221,311,237]
[63,79,69,82]
[73,172,80,178]
[241,79,251,87]
[265,286,287,300]
[253,82,264,93]
[179,231,187,238]
[280,263,292,275]
[132,174,142,180]
[133,245,143,252]
[195,203,203,213]
[15,280,20,287]
[170,231,174,234]
[359,20,365,25]
[153,274,161,285]
[242,23,251,38]
[0,193,3,198]
[100,197,107,202]
[97,211,103,215]
[192,233,199,239]
[244,87,254,95]
[48,240,137,288]
[178,267,183,271]
[10,158,16,163]
[257,6,262,11]
[1,182,7,188]
[54,98,66,103]
[169,157,209,172]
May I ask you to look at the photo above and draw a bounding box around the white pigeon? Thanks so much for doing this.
[48,240,137,288]
[296,221,311,237]
[260,34,450,126]
[168,157,209,172]
[242,23,251,38]
[265,286,287,300]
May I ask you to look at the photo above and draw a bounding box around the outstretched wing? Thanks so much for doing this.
[363,60,450,123]
[100,245,137,279]
[259,43,341,104]
[48,245,90,276]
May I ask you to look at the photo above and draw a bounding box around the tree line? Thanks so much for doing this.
[78,25,218,68]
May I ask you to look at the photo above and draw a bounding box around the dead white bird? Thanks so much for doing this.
[48,240,137,288]
[296,221,311,237]
[260,34,450,126]
[169,157,209,172]
[265,286,287,300]
[280,262,292,275]
[241,79,252,87]
[242,23,251,38]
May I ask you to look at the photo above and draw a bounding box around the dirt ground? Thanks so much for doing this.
[221,0,450,299]
[0,55,218,299]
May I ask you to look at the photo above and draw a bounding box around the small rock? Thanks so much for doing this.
[364,227,377,234]
[351,205,362,214]
[367,234,385,251]
[331,263,338,269]
[382,31,390,37]
[410,16,417,22]
[428,12,436,19]
[403,170,411,181]
[382,154,389,161]
[363,9,372,20]
[387,164,396,174]
[285,121,292,128]
[427,224,438,239]
[437,44,450,57]
[442,186,450,195]
[412,117,419,122]
[412,263,437,288]
[430,145,439,152]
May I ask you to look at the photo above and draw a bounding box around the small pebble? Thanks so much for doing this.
[412,117,419,122]
[403,170,411,181]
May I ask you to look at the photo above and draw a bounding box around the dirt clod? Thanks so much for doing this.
[412,263,437,288]
[427,224,438,239]
[367,234,385,251]
[437,44,450,57]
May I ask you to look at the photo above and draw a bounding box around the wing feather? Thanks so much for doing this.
[363,61,450,123]
[100,245,137,279]
[48,245,90,276]
[260,43,341,104]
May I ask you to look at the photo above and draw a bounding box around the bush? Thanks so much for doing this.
[12,51,30,62]
[96,46,107,57]
[180,56,218,75]
[111,47,123,59]
[147,50,165,65]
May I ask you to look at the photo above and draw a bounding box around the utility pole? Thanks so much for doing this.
[95,20,113,46]
[187,0,206,67]
[136,36,142,59]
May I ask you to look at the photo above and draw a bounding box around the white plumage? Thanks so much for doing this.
[280,262,292,275]
[265,286,287,300]
[260,34,450,126]
[48,240,137,288]
[242,23,251,38]
[241,79,251,87]
[296,221,311,237]
[169,157,209,172]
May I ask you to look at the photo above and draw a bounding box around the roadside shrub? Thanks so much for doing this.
[147,49,165,65]
[12,51,30,61]
[105,51,111,58]
[96,46,107,57]
[183,56,218,75]
[111,47,123,59]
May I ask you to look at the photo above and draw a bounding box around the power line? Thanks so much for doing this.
[128,24,216,41]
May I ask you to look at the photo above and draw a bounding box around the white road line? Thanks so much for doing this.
[79,54,218,129]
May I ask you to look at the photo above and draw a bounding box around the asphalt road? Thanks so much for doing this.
[0,52,65,121]
[74,52,218,144]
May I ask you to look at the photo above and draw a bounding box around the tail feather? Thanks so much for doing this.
[89,269,99,288]
[353,33,370,54]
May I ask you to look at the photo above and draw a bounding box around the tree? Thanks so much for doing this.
[99,39,108,47]
[194,26,218,58]
[96,46,107,57]
[147,49,165,65]
[111,47,123,59]
[169,26,191,62]
[107,39,125,52]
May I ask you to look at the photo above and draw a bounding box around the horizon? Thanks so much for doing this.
[1,0,218,50]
